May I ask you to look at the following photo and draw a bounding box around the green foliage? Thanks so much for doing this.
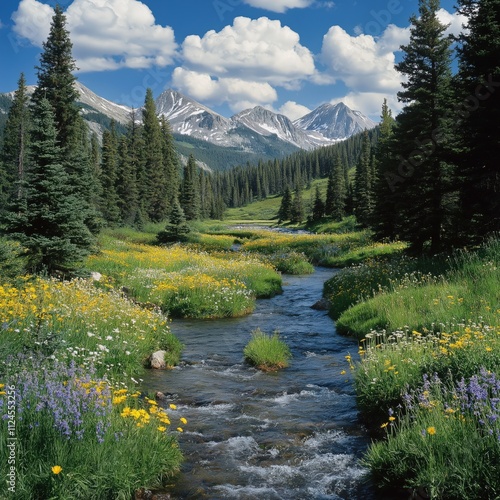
[335,237,499,339]
[455,0,500,242]
[180,154,200,221]
[266,251,314,275]
[0,237,26,281]
[3,98,95,274]
[0,357,183,500]
[157,198,191,244]
[244,328,292,371]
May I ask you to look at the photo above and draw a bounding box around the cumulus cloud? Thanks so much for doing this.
[12,0,177,72]
[437,8,468,36]
[278,101,312,121]
[319,24,408,94]
[181,17,315,86]
[172,67,278,112]
[243,0,315,13]
[173,16,314,112]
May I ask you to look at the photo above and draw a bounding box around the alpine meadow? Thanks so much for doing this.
[0,0,499,498]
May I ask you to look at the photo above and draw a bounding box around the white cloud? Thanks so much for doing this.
[175,16,314,112]
[172,67,278,112]
[320,25,404,94]
[437,8,468,37]
[12,0,177,72]
[278,101,312,121]
[331,92,402,120]
[243,0,315,13]
[181,17,315,86]
[11,0,53,46]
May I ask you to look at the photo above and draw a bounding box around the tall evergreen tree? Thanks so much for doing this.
[32,5,79,152]
[2,98,94,274]
[387,0,455,253]
[371,99,398,239]
[116,136,139,225]
[180,154,200,221]
[277,186,293,223]
[311,185,325,221]
[325,152,346,221]
[100,123,121,225]
[354,130,373,226]
[160,116,180,215]
[1,73,31,208]
[290,185,305,224]
[455,0,500,241]
[142,89,168,222]
[32,4,100,234]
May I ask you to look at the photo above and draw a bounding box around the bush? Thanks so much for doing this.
[243,328,292,371]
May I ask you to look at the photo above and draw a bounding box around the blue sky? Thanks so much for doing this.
[0,0,463,120]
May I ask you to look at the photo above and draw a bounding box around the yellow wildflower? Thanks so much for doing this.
[51,465,63,475]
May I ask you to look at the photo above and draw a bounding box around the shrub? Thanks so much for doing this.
[243,328,292,371]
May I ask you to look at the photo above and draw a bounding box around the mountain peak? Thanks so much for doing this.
[294,101,376,140]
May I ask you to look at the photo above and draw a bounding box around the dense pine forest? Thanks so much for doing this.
[1,0,499,275]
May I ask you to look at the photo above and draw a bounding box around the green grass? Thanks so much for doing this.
[337,236,500,498]
[243,328,292,371]
[335,238,499,339]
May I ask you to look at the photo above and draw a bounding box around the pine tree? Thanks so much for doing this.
[455,0,500,241]
[277,186,293,223]
[157,197,191,243]
[180,154,200,221]
[32,5,79,152]
[116,136,139,225]
[311,185,325,221]
[142,89,168,222]
[387,0,455,253]
[126,110,147,228]
[290,185,305,224]
[371,99,397,239]
[354,130,373,226]
[2,98,94,274]
[325,152,346,221]
[160,116,180,215]
[1,73,31,208]
[32,4,100,235]
[100,123,121,224]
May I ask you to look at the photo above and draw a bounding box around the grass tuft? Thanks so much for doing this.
[243,328,292,371]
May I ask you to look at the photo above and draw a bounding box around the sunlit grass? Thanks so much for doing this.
[243,328,292,371]
[86,238,282,318]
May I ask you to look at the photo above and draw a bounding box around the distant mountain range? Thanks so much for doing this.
[0,82,377,170]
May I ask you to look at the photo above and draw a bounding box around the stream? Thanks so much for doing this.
[141,267,376,499]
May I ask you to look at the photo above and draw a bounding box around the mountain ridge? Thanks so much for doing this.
[0,82,377,169]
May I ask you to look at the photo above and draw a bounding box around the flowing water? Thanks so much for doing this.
[141,267,376,499]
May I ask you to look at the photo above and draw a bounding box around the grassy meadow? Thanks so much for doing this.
[329,236,500,498]
[1,200,498,499]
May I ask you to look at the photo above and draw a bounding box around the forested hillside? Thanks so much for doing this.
[1,0,499,277]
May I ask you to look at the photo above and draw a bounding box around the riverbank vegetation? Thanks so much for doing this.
[331,236,500,497]
[244,328,292,371]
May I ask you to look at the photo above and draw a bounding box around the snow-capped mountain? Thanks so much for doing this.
[156,89,233,145]
[75,82,133,125]
[294,102,377,140]
[154,89,376,152]
[232,106,332,150]
[1,83,377,161]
